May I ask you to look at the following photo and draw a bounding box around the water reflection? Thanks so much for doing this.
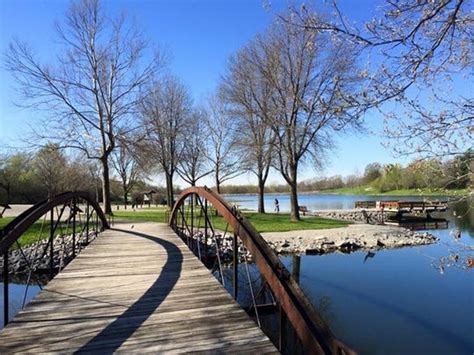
[277,198,473,354]
[363,251,376,263]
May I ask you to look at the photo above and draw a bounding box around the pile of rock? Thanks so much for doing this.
[178,231,252,264]
[0,231,98,276]
[315,209,386,224]
[263,226,438,255]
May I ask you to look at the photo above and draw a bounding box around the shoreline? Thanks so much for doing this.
[262,224,438,255]
[221,189,467,198]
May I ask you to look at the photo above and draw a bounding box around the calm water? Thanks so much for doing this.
[1,194,473,355]
[224,192,449,211]
[226,193,473,354]
[0,281,40,328]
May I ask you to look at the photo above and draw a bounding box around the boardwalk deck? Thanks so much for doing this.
[0,222,277,353]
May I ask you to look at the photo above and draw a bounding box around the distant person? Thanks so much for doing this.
[362,209,370,224]
[274,198,280,213]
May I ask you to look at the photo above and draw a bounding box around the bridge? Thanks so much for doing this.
[0,188,354,354]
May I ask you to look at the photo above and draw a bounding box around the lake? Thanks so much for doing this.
[225,193,473,354]
[223,192,451,212]
[1,194,473,354]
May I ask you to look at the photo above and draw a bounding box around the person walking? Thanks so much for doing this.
[274,198,280,213]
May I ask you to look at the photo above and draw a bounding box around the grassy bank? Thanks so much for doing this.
[0,217,52,248]
[113,208,350,233]
[114,209,169,223]
[0,206,350,246]
[0,216,103,248]
[319,186,468,197]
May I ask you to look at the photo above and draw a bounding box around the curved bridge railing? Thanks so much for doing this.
[0,191,108,326]
[170,186,354,355]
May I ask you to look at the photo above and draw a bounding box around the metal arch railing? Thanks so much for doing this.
[169,186,355,355]
[0,191,109,326]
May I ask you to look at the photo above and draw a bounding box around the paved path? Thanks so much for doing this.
[0,222,277,353]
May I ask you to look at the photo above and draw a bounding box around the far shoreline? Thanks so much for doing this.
[221,188,467,198]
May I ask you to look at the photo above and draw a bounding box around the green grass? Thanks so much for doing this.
[321,186,468,196]
[1,206,349,248]
[114,208,169,223]
[113,208,350,233]
[0,217,53,248]
[1,215,99,248]
[217,212,349,233]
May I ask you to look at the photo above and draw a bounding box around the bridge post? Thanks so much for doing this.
[95,212,98,237]
[279,304,286,352]
[50,207,54,279]
[86,201,90,244]
[233,232,238,300]
[72,197,76,258]
[190,195,194,239]
[204,199,208,260]
[3,251,8,326]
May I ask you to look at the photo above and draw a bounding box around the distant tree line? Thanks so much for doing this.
[217,151,473,194]
[0,146,172,206]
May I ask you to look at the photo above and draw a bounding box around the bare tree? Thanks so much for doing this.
[205,97,241,194]
[5,0,164,214]
[86,160,102,203]
[34,144,68,197]
[241,15,365,220]
[141,75,191,207]
[111,141,142,209]
[176,108,213,187]
[289,1,473,166]
[220,49,275,213]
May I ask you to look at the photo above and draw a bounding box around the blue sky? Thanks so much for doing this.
[0,0,413,187]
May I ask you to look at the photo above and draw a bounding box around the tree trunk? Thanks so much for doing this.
[289,166,300,221]
[257,178,265,213]
[216,175,221,194]
[214,174,221,216]
[166,173,174,208]
[95,182,100,203]
[124,191,128,210]
[101,158,112,214]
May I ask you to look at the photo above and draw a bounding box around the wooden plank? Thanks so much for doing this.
[0,222,278,353]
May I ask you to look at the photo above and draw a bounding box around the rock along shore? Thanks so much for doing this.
[262,209,438,255]
[0,231,98,276]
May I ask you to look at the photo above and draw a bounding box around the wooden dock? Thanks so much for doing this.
[0,222,277,353]
[355,200,448,212]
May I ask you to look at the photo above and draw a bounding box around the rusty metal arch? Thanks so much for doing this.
[0,191,108,255]
[170,186,354,355]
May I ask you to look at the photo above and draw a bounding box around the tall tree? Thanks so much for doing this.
[34,144,68,197]
[0,153,41,204]
[141,75,191,207]
[220,49,275,213]
[176,108,213,187]
[205,98,241,194]
[5,0,164,214]
[242,14,365,220]
[111,141,142,208]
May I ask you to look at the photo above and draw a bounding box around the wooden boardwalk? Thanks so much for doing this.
[0,222,277,353]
